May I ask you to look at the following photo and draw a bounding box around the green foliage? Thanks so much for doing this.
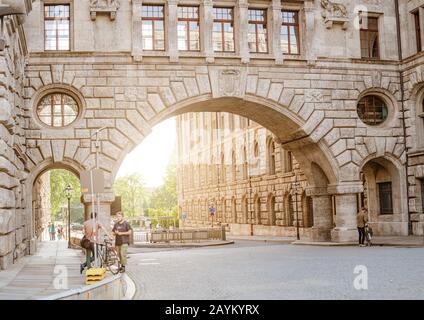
[113,151,178,228]
[113,172,148,218]
[49,169,82,222]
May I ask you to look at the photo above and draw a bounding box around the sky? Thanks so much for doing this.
[116,117,177,188]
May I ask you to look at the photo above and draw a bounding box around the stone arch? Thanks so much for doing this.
[267,193,276,226]
[26,158,84,241]
[110,95,340,190]
[359,154,408,236]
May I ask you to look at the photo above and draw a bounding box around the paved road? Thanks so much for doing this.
[127,241,424,300]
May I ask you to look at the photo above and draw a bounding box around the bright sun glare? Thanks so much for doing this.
[116,117,177,188]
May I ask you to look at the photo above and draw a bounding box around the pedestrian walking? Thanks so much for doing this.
[80,212,102,274]
[357,207,369,247]
[50,223,56,241]
[57,225,63,240]
[112,212,132,273]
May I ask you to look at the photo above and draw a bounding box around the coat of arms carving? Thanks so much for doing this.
[90,0,120,21]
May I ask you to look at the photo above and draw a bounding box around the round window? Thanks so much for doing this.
[357,95,388,126]
[36,93,79,127]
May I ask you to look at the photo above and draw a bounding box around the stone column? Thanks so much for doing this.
[201,0,214,63]
[82,192,115,235]
[271,0,283,64]
[131,0,143,61]
[167,0,179,62]
[237,0,249,64]
[328,183,363,243]
[303,0,316,64]
[306,187,333,241]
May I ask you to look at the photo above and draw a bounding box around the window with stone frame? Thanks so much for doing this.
[248,8,268,53]
[378,182,393,214]
[44,4,70,51]
[360,16,380,59]
[177,6,200,51]
[36,93,78,127]
[267,139,276,175]
[213,7,235,52]
[357,95,388,126]
[414,10,422,53]
[283,150,293,173]
[141,5,165,51]
[280,10,300,55]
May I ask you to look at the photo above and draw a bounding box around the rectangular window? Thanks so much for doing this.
[213,7,235,52]
[280,10,300,55]
[178,6,200,51]
[414,11,422,53]
[248,9,268,53]
[142,5,165,51]
[360,16,379,59]
[378,182,393,214]
[44,4,70,51]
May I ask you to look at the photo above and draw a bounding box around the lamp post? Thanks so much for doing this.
[65,184,73,248]
[292,175,301,241]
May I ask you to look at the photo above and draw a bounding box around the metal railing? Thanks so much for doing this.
[133,227,225,243]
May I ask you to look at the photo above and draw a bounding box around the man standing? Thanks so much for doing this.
[357,207,369,247]
[112,212,132,273]
[80,212,102,273]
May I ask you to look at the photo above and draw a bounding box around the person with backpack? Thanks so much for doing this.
[357,207,369,247]
[112,211,132,273]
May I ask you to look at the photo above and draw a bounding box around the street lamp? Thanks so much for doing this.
[292,175,301,241]
[65,184,73,248]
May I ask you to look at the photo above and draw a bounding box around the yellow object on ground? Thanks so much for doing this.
[85,267,107,285]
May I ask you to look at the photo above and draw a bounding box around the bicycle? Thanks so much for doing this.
[96,235,121,275]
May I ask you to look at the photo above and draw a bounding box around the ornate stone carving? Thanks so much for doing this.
[219,70,241,97]
[320,0,349,30]
[90,0,120,21]
[305,89,324,103]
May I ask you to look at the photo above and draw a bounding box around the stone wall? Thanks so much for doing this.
[0,0,32,270]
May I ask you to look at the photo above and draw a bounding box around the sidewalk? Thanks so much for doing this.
[0,240,84,300]
[228,235,424,247]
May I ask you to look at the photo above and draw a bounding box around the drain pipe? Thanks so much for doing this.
[394,0,412,235]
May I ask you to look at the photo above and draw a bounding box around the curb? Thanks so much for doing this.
[121,273,136,300]
[292,241,424,248]
[130,240,234,249]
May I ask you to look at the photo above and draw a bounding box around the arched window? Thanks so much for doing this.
[36,92,79,127]
[242,195,248,224]
[267,194,276,225]
[231,150,237,181]
[283,150,293,173]
[231,197,237,223]
[267,138,276,175]
[302,192,314,228]
[357,95,388,125]
[254,195,261,225]
[284,194,294,226]
[242,146,248,179]
[220,153,226,183]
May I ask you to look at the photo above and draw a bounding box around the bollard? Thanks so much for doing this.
[221,225,226,241]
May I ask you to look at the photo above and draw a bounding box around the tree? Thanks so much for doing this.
[113,173,148,218]
[49,169,81,220]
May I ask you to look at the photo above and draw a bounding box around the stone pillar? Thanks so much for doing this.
[306,187,333,241]
[237,0,249,64]
[201,0,214,63]
[131,0,143,61]
[328,183,363,243]
[271,0,283,64]
[82,192,115,235]
[303,0,316,64]
[167,0,179,62]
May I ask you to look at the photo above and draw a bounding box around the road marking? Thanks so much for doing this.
[139,258,157,261]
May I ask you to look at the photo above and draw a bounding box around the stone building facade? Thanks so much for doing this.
[176,112,315,237]
[0,0,424,269]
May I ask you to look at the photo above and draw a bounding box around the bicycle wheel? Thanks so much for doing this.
[105,247,121,275]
